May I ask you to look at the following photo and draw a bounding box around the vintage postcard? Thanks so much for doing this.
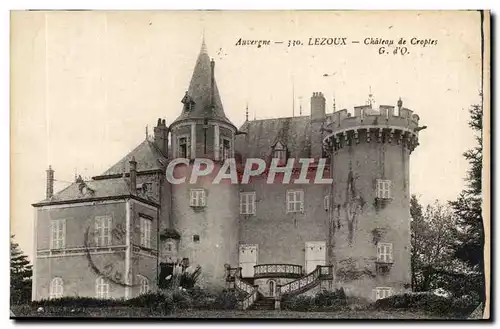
[10,10,490,320]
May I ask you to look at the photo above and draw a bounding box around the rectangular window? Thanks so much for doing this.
[94,216,112,247]
[96,277,109,299]
[377,243,393,263]
[240,192,256,215]
[287,190,304,213]
[190,189,206,207]
[376,179,391,199]
[140,217,152,249]
[50,219,66,249]
[221,138,231,160]
[177,135,190,158]
[375,287,393,300]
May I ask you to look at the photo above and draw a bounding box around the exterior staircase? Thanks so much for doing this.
[248,293,275,310]
[225,264,334,310]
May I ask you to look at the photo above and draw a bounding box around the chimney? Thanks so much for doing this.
[129,157,137,195]
[310,92,326,159]
[310,92,326,122]
[154,118,169,156]
[46,165,54,199]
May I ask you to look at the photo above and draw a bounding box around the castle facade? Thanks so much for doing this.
[32,40,423,307]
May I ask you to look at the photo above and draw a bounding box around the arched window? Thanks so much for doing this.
[95,276,109,299]
[138,275,150,295]
[268,279,277,297]
[49,277,64,299]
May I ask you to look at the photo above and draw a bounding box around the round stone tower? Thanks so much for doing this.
[169,40,239,288]
[322,100,423,300]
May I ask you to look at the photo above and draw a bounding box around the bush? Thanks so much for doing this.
[29,292,177,315]
[373,292,478,317]
[32,297,124,308]
[213,289,239,310]
[127,291,169,312]
[282,288,350,312]
[313,288,347,310]
[282,295,314,312]
[169,289,192,310]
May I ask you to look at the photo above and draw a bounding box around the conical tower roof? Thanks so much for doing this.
[172,40,235,127]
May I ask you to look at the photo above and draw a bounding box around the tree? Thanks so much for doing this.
[10,235,32,305]
[449,104,485,302]
[410,194,424,291]
[410,198,456,292]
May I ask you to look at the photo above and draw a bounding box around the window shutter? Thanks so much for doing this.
[186,136,191,159]
[190,190,195,206]
[200,190,206,206]
[140,219,144,246]
[251,194,256,214]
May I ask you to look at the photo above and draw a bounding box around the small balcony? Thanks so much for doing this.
[253,264,303,279]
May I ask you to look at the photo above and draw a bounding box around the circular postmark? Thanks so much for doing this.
[84,221,139,288]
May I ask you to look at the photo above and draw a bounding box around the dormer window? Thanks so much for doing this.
[273,141,287,162]
[181,92,195,112]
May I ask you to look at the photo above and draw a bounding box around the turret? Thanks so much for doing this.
[322,99,424,301]
[169,39,236,161]
[168,39,239,288]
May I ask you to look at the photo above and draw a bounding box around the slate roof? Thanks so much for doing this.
[235,116,312,160]
[171,41,235,127]
[34,138,166,206]
[96,139,168,178]
[33,177,132,206]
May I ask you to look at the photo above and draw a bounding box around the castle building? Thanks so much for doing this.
[32,40,423,307]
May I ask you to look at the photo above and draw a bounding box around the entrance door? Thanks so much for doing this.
[239,244,258,278]
[305,241,326,274]
[269,280,276,297]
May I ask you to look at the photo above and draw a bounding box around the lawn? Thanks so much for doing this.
[11,306,451,319]
[168,309,448,319]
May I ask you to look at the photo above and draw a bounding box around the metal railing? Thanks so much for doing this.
[254,264,303,278]
[234,275,255,295]
[277,265,333,297]
[239,285,259,310]
[234,271,260,310]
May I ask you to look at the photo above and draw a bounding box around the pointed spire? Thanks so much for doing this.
[245,102,249,121]
[171,38,235,128]
[201,29,208,55]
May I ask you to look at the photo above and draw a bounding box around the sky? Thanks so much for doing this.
[10,11,483,259]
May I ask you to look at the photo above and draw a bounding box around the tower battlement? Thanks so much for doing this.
[323,102,423,153]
